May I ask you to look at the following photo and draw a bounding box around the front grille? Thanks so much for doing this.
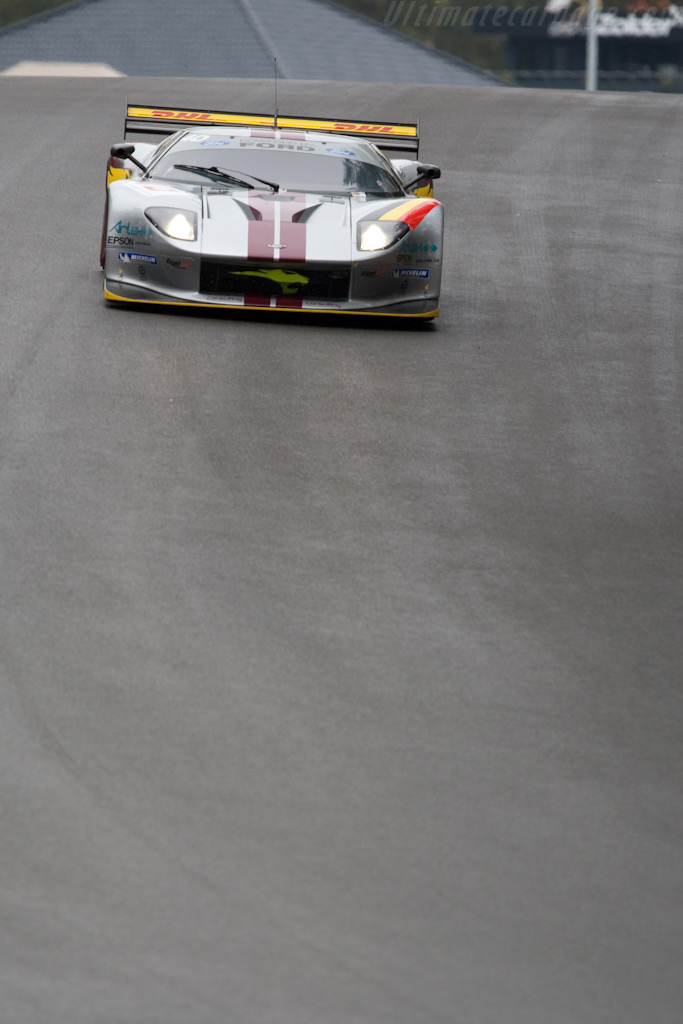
[200,260,350,300]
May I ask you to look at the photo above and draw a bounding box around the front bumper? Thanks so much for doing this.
[103,267,440,318]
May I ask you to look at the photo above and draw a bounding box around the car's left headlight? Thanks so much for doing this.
[357,220,409,252]
[145,207,197,241]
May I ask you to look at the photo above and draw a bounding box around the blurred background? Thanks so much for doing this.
[2,0,683,89]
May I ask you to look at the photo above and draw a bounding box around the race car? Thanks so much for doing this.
[101,104,443,319]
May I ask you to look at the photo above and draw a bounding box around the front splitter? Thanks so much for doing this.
[104,282,439,319]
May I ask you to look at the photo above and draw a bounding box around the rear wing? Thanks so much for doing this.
[124,104,419,155]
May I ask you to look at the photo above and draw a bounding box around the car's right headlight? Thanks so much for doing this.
[145,207,197,241]
[357,220,409,252]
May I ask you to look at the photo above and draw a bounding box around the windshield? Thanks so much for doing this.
[150,136,404,197]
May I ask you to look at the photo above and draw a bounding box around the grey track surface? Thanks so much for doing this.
[0,0,497,83]
[1,76,682,1023]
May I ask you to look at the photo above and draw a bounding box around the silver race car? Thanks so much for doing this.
[101,104,443,319]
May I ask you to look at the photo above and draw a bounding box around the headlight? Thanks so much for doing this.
[357,220,409,252]
[145,207,197,241]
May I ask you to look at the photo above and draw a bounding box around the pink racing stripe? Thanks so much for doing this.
[247,219,276,260]
[249,129,305,141]
[279,208,306,262]
[246,192,308,262]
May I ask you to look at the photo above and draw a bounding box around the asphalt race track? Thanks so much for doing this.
[0,0,496,85]
[1,77,682,1024]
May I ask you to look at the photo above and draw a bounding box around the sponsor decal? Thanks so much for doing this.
[393,268,429,278]
[118,252,158,264]
[108,235,134,246]
[237,140,314,152]
[399,241,439,255]
[127,108,417,138]
[325,147,355,156]
[151,110,214,120]
[199,139,233,147]
[129,108,273,127]
[109,220,153,238]
[331,122,414,136]
[396,253,412,264]
[166,257,194,269]
[302,300,342,309]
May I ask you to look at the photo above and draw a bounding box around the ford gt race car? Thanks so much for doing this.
[101,104,443,319]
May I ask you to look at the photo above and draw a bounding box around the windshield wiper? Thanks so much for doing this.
[173,164,279,191]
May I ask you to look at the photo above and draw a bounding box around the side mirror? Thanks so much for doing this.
[110,142,148,174]
[404,164,441,191]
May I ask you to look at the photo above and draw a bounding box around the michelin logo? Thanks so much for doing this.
[118,252,158,264]
[393,268,429,278]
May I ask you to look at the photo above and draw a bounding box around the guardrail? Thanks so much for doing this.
[514,68,682,90]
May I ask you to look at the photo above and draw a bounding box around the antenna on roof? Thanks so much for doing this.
[273,57,278,128]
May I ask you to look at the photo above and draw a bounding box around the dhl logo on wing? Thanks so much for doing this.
[150,110,213,120]
[128,107,275,126]
[331,123,414,135]
[278,117,417,137]
[126,107,417,138]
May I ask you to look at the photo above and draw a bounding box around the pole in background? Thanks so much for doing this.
[586,0,599,91]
